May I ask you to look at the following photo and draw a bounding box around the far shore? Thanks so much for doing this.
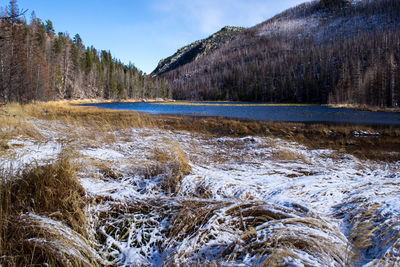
[328,103,400,113]
[68,98,173,104]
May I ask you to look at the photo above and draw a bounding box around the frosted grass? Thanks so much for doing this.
[1,119,399,266]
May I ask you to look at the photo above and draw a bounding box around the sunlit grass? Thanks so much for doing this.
[329,103,400,113]
[0,153,102,266]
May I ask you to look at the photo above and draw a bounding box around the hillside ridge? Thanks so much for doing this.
[152,26,245,76]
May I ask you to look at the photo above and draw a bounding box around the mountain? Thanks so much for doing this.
[152,26,245,76]
[156,0,400,107]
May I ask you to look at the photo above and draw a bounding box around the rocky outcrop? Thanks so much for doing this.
[152,26,245,76]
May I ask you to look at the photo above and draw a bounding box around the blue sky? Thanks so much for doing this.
[0,0,307,73]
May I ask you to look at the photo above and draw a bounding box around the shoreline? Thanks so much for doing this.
[66,98,400,113]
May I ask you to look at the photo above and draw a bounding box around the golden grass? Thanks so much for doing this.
[0,103,45,141]
[12,101,153,129]
[3,213,101,266]
[2,154,87,234]
[0,154,99,266]
[0,140,11,152]
[160,116,400,161]
[0,101,156,150]
[151,137,191,194]
[272,148,309,163]
[120,137,192,195]
[350,204,400,265]
[83,158,122,180]
[334,195,400,266]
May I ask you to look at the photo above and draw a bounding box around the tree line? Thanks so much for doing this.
[0,0,170,103]
[161,0,400,107]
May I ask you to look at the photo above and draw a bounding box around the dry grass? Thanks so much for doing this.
[1,101,400,161]
[163,201,349,266]
[97,199,345,266]
[160,116,400,162]
[69,98,168,105]
[231,203,349,266]
[86,159,122,180]
[127,138,191,195]
[334,196,400,265]
[0,103,45,141]
[0,154,99,266]
[167,200,232,242]
[3,213,101,266]
[95,199,174,264]
[272,148,309,163]
[23,101,154,129]
[0,140,10,151]
[151,138,191,194]
[348,203,382,256]
[0,101,154,144]
[10,154,87,235]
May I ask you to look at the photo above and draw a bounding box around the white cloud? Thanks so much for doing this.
[151,0,309,35]
[143,0,310,72]
[197,8,224,34]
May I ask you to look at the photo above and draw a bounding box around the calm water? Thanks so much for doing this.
[80,102,400,125]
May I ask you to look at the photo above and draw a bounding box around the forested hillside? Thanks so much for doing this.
[159,0,400,107]
[0,1,169,103]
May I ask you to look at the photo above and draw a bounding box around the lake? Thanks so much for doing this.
[80,102,400,125]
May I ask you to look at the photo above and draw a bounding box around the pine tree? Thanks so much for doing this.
[73,33,82,46]
[7,0,25,24]
[45,19,54,35]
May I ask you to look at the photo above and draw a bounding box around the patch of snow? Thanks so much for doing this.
[80,147,125,161]
[0,140,62,172]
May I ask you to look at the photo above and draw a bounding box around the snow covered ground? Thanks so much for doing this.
[1,119,399,266]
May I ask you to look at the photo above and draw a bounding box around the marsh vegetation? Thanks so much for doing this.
[1,102,399,266]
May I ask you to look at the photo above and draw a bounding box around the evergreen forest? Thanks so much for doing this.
[0,0,170,103]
